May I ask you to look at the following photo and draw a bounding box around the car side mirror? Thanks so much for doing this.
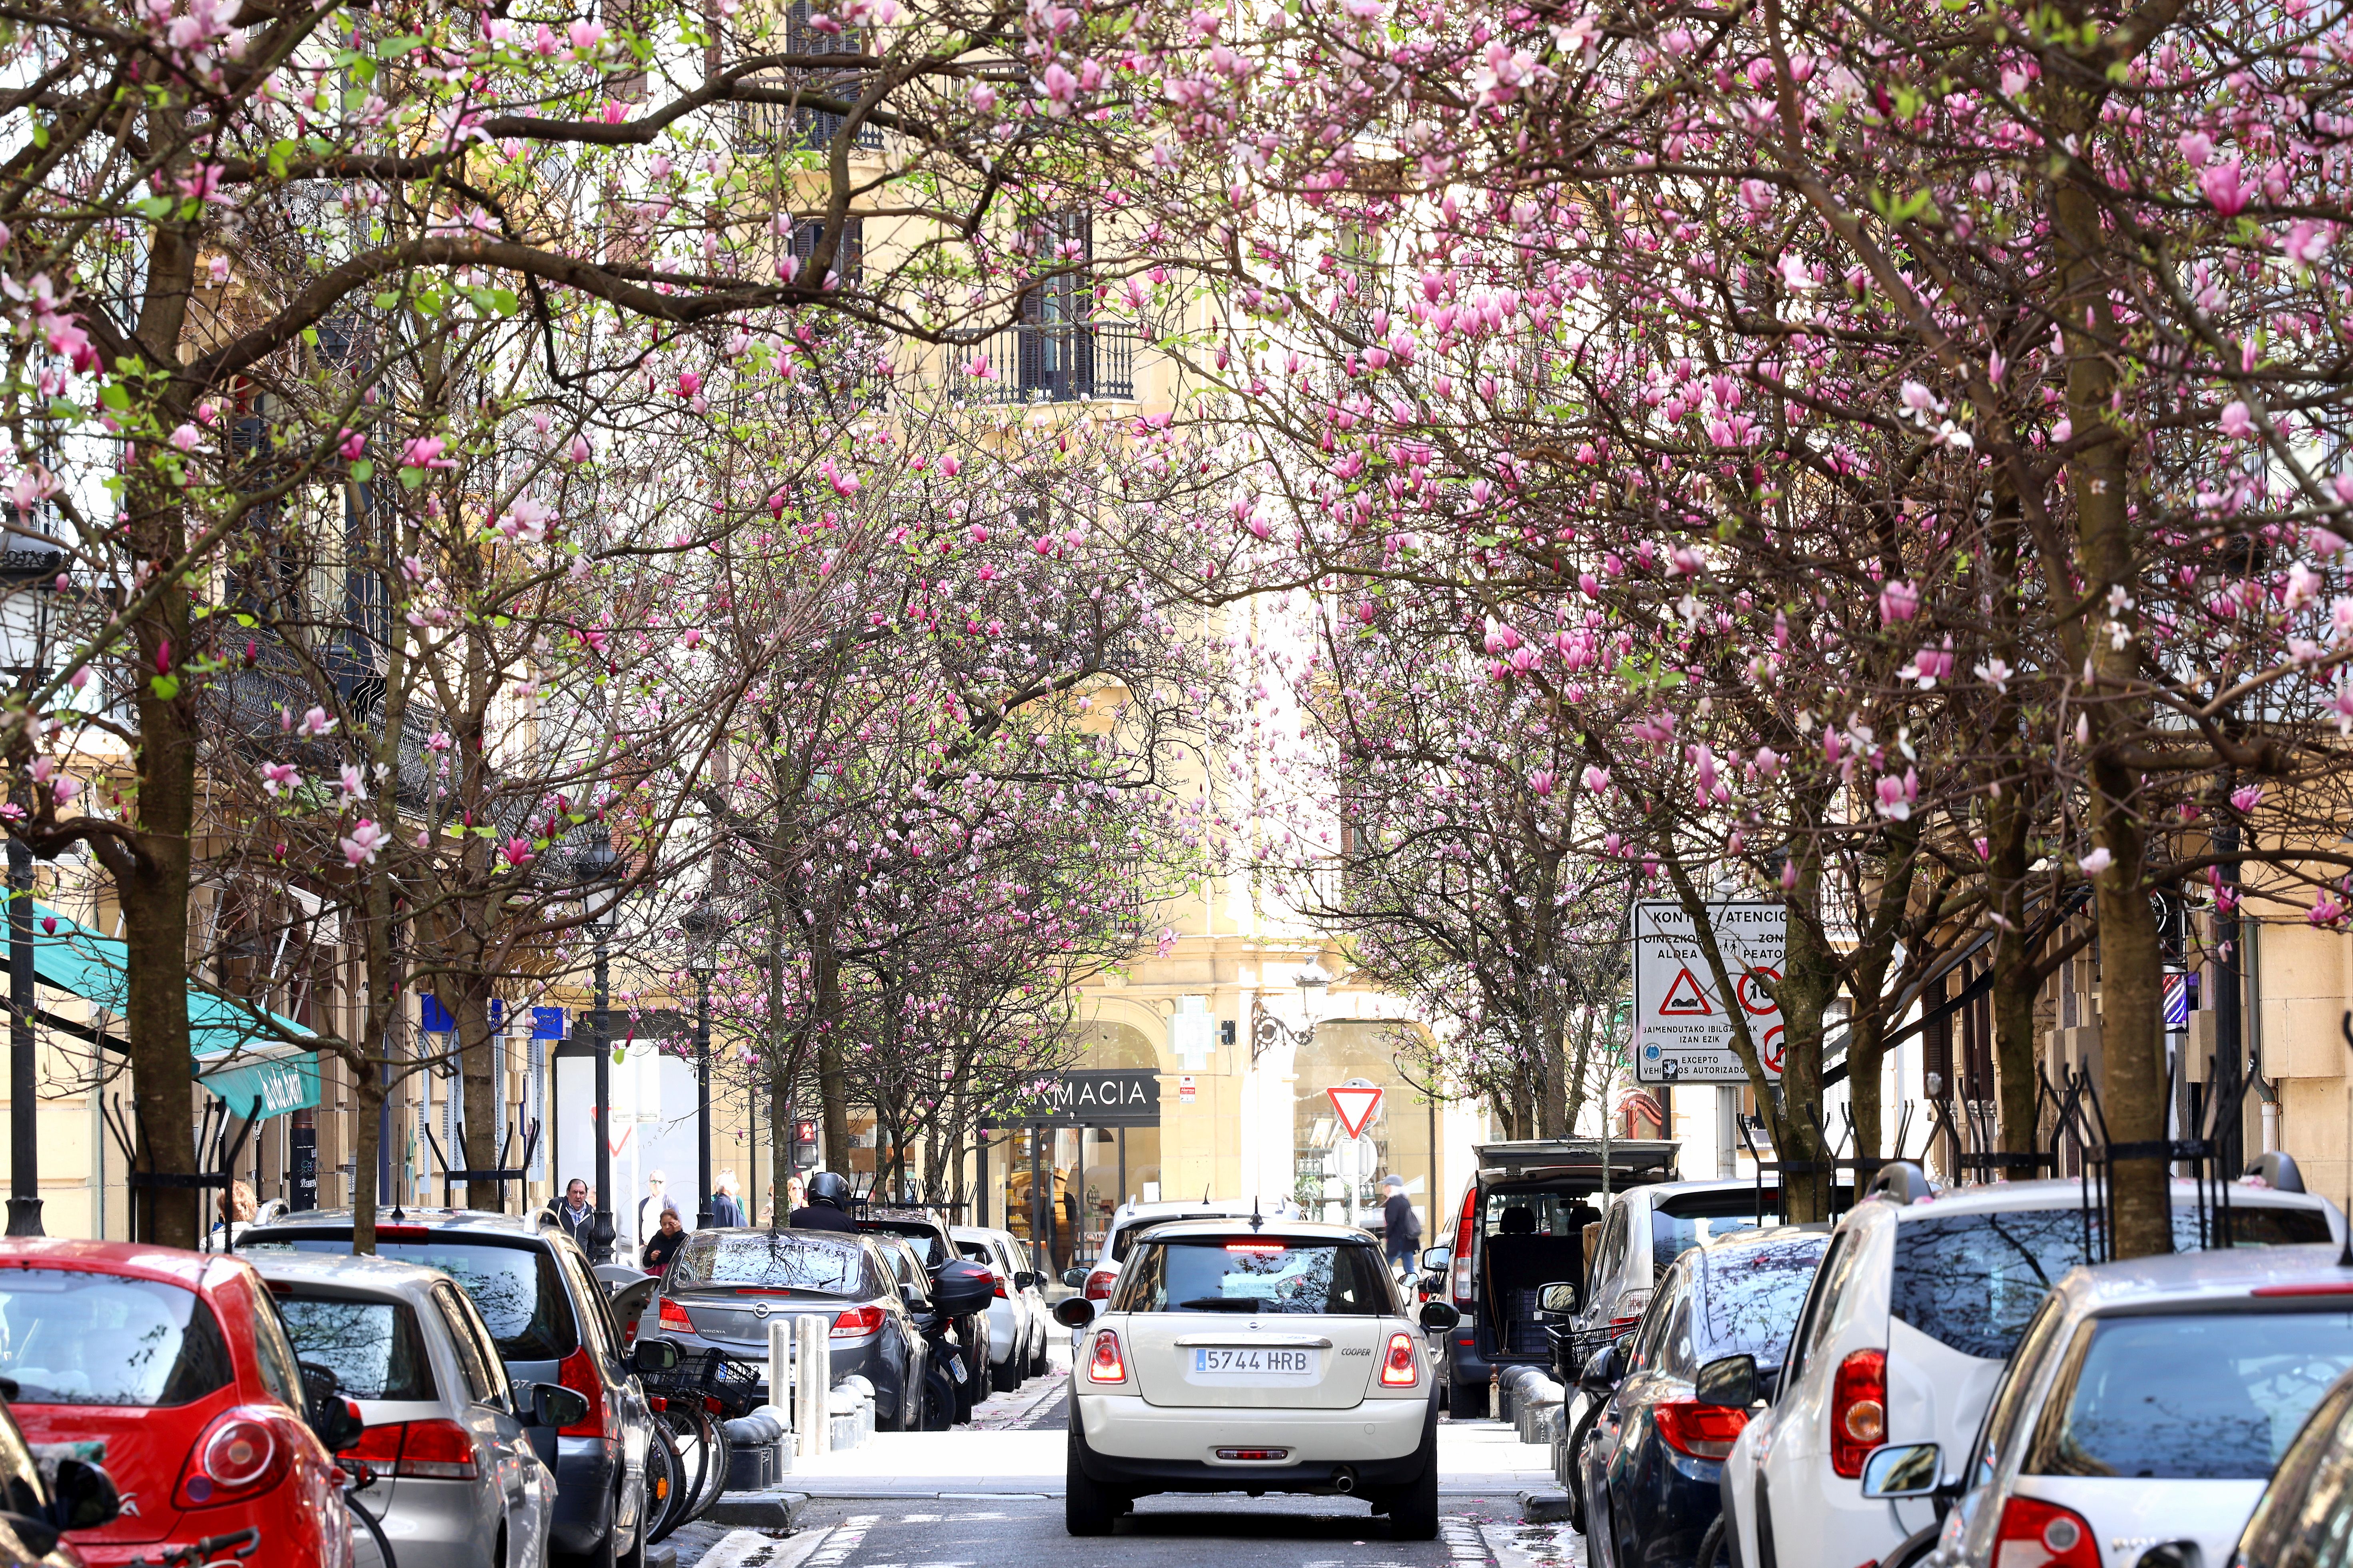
[1578,1341,1623,1394]
[1014,1271,1037,1291]
[44,1458,121,1532]
[632,1337,681,1374]
[1860,1442,1943,1499]
[1061,1267,1089,1289]
[297,1362,367,1452]
[1418,1301,1460,1330]
[1535,1281,1577,1317]
[0,1512,60,1560]
[528,1382,591,1430]
[1693,1353,1758,1410]
[1053,1297,1096,1329]
[1421,1246,1450,1271]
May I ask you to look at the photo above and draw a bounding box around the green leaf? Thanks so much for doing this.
[134,196,174,220]
[377,32,424,56]
[99,383,130,412]
[150,674,181,700]
[399,467,423,491]
[350,459,375,483]
[372,291,401,310]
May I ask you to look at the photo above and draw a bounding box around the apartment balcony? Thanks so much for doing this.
[734,97,883,155]
[960,321,1137,405]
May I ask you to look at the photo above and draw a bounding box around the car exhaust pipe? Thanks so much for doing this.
[1332,1467,1357,1494]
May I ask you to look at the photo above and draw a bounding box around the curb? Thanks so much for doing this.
[1519,1488,1575,1524]
[703,1490,811,1528]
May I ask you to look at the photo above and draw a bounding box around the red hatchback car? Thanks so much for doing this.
[0,1239,351,1568]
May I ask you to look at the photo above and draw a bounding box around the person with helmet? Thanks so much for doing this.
[791,1170,858,1233]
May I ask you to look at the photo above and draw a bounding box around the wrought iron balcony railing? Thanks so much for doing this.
[960,321,1137,405]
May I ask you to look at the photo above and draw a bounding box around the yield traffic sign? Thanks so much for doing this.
[1327,1083,1383,1139]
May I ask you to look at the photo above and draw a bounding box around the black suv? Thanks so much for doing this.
[243,1207,673,1568]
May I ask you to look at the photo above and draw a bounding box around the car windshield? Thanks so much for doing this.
[273,1292,438,1401]
[1690,1237,1828,1365]
[2027,1310,2353,1480]
[671,1231,869,1295]
[1115,1239,1395,1315]
[1894,1207,2334,1361]
[957,1242,991,1265]
[256,1238,577,1362]
[0,1269,234,1407]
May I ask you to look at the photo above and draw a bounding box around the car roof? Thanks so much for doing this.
[0,1236,244,1290]
[2053,1242,2352,1313]
[694,1225,867,1251]
[1111,1199,1259,1225]
[1125,1217,1379,1244]
[245,1206,551,1238]
[244,1250,453,1300]
[1884,1177,2336,1220]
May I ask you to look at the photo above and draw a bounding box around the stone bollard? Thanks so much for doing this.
[795,1311,831,1458]
[768,1319,792,1433]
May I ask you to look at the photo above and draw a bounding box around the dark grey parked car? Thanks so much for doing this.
[638,1228,930,1428]
[243,1207,673,1568]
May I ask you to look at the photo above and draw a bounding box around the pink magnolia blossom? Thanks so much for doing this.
[341,820,387,866]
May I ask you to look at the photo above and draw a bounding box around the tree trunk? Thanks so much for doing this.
[1987,792,2044,1159]
[118,582,201,1249]
[351,1067,386,1255]
[455,973,501,1211]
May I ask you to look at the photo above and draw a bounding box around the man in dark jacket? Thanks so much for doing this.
[1380,1175,1422,1275]
[547,1179,595,1246]
[790,1170,859,1233]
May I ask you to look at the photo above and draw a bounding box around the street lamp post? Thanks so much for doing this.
[6,831,40,1237]
[575,827,621,1264]
[681,901,717,1231]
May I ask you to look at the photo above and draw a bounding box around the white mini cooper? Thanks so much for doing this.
[1055,1217,1459,1538]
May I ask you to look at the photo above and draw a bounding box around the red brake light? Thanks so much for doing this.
[1830,1349,1887,1478]
[373,1225,430,1240]
[659,1297,695,1330]
[1653,1400,1750,1459]
[1452,1185,1478,1305]
[2253,1283,2353,1297]
[1085,1271,1115,1301]
[556,1347,611,1439]
[394,1418,479,1480]
[1994,1496,2099,1568]
[1087,1329,1127,1383]
[1380,1330,1419,1386]
[1225,1243,1288,1254]
[831,1305,887,1339]
[176,1409,294,1508]
[340,1424,404,1466]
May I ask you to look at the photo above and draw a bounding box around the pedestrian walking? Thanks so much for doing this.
[710,1171,746,1227]
[1380,1175,1422,1275]
[547,1178,594,1246]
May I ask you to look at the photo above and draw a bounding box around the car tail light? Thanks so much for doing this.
[1653,1400,1750,1460]
[340,1424,404,1467]
[1452,1186,1477,1305]
[175,1408,294,1508]
[392,1419,479,1480]
[1993,1496,2099,1568]
[659,1297,695,1331]
[374,1225,430,1240]
[556,1347,613,1439]
[1612,1289,1652,1324]
[1087,1329,1126,1383]
[1084,1270,1115,1302]
[1380,1331,1419,1386]
[831,1305,887,1339]
[1830,1349,1888,1478]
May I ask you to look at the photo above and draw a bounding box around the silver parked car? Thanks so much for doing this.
[250,1251,567,1568]
[952,1226,1048,1391]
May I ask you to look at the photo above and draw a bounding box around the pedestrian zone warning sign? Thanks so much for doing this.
[1632,900,1785,1084]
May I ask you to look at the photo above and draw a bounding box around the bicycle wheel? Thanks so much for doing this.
[644,1422,687,1545]
[657,1408,708,1520]
[699,1410,733,1513]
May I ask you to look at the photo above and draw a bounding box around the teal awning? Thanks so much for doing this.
[23,902,320,1120]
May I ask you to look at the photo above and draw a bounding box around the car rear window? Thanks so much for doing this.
[258,1238,578,1362]
[1114,1239,1396,1315]
[1894,1207,2335,1361]
[862,1225,943,1267]
[274,1293,438,1401]
[1481,1190,1603,1239]
[0,1269,234,1406]
[957,1242,991,1266]
[1690,1236,1829,1366]
[2027,1310,2353,1480]
[672,1231,869,1294]
[1653,1191,1783,1277]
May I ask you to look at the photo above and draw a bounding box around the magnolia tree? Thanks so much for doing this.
[1104,0,2353,1250]
[648,394,1232,1198]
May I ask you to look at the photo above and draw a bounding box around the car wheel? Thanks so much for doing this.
[1065,1425,1120,1536]
[992,1349,1021,1393]
[1030,1330,1049,1377]
[921,1362,959,1430]
[1452,1377,1490,1420]
[1386,1428,1440,1540]
[1696,1518,1732,1568]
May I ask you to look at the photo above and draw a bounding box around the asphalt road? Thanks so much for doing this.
[693,1496,1582,1568]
